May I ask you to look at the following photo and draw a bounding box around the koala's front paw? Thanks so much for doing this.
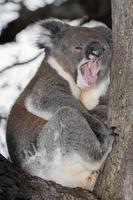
[86,171,99,191]
[87,115,111,143]
[88,116,115,153]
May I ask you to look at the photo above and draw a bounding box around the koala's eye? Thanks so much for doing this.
[75,46,83,51]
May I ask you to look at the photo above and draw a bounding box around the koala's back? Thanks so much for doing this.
[6,102,46,166]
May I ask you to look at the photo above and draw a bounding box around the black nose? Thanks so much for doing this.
[86,41,103,59]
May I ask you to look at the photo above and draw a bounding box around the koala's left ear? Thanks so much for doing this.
[94,26,112,49]
[34,19,69,49]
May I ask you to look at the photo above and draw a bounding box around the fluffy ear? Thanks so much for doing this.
[94,26,112,49]
[33,18,69,49]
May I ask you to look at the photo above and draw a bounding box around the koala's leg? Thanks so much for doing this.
[89,105,108,124]
[26,91,114,159]
[84,112,114,154]
[22,106,113,190]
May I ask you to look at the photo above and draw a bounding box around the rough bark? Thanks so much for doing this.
[0,154,98,200]
[94,0,133,200]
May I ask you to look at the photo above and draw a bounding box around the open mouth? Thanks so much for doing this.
[77,55,101,87]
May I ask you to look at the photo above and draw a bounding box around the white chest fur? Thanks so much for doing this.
[80,76,110,110]
[48,56,109,110]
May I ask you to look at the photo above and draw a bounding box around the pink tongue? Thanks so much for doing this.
[80,61,99,86]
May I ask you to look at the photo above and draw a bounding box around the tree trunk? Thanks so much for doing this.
[0,154,98,200]
[95,0,133,200]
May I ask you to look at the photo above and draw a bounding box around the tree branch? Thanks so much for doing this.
[0,116,7,121]
[0,1,84,44]
[0,154,98,200]
[0,0,111,44]
[0,52,43,74]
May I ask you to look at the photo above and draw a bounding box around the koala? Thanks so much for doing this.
[6,19,114,190]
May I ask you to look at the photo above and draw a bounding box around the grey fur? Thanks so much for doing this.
[6,19,114,189]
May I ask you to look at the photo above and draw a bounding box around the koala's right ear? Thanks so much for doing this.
[93,26,112,49]
[33,19,69,49]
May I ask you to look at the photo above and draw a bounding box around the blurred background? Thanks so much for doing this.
[0,0,111,158]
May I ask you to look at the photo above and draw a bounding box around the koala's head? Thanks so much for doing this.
[35,19,112,89]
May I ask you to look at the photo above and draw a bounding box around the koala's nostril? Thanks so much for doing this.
[86,41,104,59]
[92,49,102,57]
